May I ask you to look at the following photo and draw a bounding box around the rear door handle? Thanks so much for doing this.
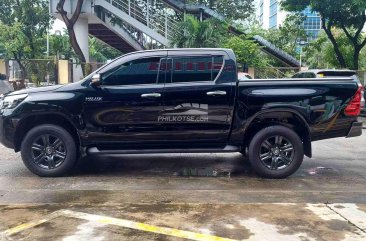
[141,93,161,98]
[206,91,227,96]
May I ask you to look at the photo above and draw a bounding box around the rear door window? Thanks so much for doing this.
[304,72,316,78]
[169,56,224,83]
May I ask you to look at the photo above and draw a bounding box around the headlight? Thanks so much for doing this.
[1,94,28,109]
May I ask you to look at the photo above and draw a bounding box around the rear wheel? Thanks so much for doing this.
[21,124,77,177]
[248,125,304,179]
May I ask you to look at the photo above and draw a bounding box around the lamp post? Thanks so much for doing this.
[54,30,62,60]
[298,40,307,68]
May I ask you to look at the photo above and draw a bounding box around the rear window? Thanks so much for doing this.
[318,71,360,84]
[292,72,315,78]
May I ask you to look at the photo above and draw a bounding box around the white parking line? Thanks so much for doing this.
[328,204,366,231]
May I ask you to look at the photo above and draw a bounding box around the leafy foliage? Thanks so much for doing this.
[89,37,121,63]
[170,15,227,48]
[0,23,32,60]
[224,36,268,68]
[50,32,75,60]
[304,31,366,70]
[0,0,51,60]
[50,31,121,63]
[282,0,366,69]
[260,14,307,58]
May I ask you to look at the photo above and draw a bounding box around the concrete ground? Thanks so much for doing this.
[0,128,365,240]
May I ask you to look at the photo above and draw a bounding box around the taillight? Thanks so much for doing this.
[344,84,363,116]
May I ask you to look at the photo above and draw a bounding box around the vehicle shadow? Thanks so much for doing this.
[72,153,255,177]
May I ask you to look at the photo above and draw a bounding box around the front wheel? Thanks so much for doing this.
[248,125,304,179]
[21,124,77,177]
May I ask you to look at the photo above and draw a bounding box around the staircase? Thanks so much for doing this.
[50,0,300,67]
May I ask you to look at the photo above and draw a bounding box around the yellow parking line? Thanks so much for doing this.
[1,210,63,236]
[1,209,238,241]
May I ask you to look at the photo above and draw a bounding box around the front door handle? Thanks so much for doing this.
[141,93,161,98]
[206,91,227,96]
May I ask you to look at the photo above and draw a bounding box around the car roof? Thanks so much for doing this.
[123,48,235,57]
[297,69,357,75]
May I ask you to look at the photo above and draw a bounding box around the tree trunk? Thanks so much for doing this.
[321,19,347,68]
[67,27,86,65]
[15,59,26,90]
[353,48,360,71]
[57,0,86,76]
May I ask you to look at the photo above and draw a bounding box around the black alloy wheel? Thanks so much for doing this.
[248,125,304,179]
[259,135,294,171]
[21,124,77,177]
[30,134,67,170]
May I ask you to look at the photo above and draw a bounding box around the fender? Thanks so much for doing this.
[234,107,312,158]
[13,111,83,152]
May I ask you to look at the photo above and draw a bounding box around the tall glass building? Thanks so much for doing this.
[301,6,322,40]
[257,0,322,41]
[269,0,279,29]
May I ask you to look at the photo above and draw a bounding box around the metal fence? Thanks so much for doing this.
[8,59,57,88]
[2,59,105,89]
[254,67,300,79]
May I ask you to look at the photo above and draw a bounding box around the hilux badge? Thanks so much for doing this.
[85,97,103,102]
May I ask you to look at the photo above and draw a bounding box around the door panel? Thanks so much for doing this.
[160,53,236,145]
[83,54,167,146]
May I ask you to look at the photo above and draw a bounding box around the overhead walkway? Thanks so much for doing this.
[50,0,300,67]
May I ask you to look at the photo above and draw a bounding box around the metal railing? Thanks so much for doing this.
[254,67,300,79]
[104,0,181,48]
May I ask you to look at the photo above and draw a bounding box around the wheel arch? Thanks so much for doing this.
[14,113,81,152]
[242,109,312,158]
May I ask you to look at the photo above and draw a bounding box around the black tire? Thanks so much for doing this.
[248,125,304,179]
[21,124,77,177]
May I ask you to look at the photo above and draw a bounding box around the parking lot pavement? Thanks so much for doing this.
[0,130,365,240]
[360,116,366,128]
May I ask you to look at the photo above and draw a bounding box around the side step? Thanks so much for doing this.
[87,145,240,155]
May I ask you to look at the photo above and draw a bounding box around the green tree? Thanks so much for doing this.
[282,0,366,70]
[50,32,75,60]
[89,37,121,63]
[50,32,121,63]
[0,0,51,78]
[185,0,254,21]
[304,31,366,70]
[170,15,227,48]
[224,36,268,68]
[263,14,307,58]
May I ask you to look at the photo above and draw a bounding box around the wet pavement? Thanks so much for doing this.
[0,130,366,240]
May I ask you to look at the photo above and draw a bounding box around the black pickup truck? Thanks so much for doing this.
[0,49,363,178]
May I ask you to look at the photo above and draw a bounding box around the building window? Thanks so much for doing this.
[301,6,322,41]
[269,0,278,29]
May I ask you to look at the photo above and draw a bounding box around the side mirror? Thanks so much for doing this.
[90,74,101,87]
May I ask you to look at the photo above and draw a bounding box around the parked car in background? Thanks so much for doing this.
[26,83,36,89]
[238,72,253,80]
[292,70,365,115]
